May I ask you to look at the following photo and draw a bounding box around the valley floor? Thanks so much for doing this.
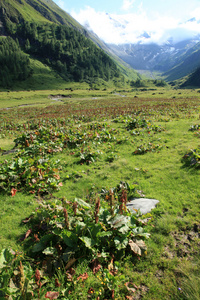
[0,86,199,299]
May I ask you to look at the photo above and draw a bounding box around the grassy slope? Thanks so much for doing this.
[1,0,50,23]
[1,0,83,27]
[0,87,200,299]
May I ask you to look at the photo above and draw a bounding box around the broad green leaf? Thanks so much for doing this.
[9,162,16,170]
[42,247,57,256]
[62,251,75,262]
[32,234,54,252]
[0,249,14,268]
[118,224,130,234]
[32,241,46,253]
[91,223,102,238]
[114,236,128,250]
[18,158,23,167]
[75,198,91,209]
[8,278,18,292]
[79,236,95,250]
[98,231,113,238]
[107,215,130,228]
[132,227,150,238]
[62,231,78,248]
[76,220,86,228]
[0,174,6,180]
[0,250,7,269]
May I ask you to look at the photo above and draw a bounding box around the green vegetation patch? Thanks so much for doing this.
[0,88,200,299]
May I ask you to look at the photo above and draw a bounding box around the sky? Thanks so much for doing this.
[54,0,200,44]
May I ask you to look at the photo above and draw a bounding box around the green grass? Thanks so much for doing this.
[0,87,200,299]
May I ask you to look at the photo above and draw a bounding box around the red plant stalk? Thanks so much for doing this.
[94,198,100,223]
[122,189,127,205]
[119,203,123,215]
[34,233,40,242]
[19,261,25,293]
[109,190,115,216]
[63,208,70,229]
[119,189,127,214]
[35,269,40,286]
[73,202,77,216]
[30,134,34,143]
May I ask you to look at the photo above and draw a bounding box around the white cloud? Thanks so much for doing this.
[122,0,135,11]
[72,6,200,45]
[190,6,200,19]
[57,0,65,9]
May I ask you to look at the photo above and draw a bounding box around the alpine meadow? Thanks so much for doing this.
[0,1,200,300]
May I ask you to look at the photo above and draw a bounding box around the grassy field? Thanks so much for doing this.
[0,86,200,299]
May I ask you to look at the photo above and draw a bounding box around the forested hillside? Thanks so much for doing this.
[0,36,32,87]
[0,0,122,88]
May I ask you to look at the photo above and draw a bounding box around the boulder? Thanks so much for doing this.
[126,198,159,215]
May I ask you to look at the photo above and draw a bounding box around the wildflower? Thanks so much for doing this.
[11,188,17,197]
[88,288,95,295]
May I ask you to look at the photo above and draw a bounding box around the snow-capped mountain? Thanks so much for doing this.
[107,37,200,73]
[83,10,200,78]
[80,9,200,82]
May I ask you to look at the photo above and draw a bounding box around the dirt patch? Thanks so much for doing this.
[163,223,200,258]
[126,284,149,300]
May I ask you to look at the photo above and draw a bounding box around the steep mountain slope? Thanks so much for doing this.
[86,30,139,80]
[179,67,200,87]
[163,42,200,81]
[0,0,132,89]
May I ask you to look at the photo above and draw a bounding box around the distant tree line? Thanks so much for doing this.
[130,78,167,88]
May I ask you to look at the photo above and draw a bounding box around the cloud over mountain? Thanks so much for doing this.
[72,6,200,45]
[122,0,135,11]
